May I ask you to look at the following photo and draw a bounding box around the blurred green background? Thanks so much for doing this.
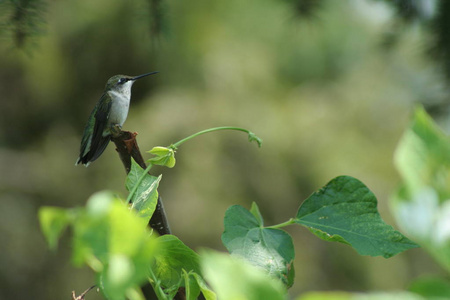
[1,0,449,299]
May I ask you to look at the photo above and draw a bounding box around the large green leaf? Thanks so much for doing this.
[201,250,287,300]
[68,191,158,300]
[295,176,418,258]
[392,107,450,272]
[222,203,295,287]
[152,235,202,289]
[125,159,161,222]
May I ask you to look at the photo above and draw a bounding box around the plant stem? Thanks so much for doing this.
[148,268,169,300]
[171,126,252,148]
[266,218,296,229]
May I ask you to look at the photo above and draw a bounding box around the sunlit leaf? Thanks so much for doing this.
[152,235,201,289]
[70,191,158,300]
[392,107,450,272]
[126,159,161,222]
[201,251,287,300]
[222,204,295,287]
[394,106,450,201]
[147,146,176,168]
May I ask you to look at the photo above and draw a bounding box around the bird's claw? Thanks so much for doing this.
[110,124,122,137]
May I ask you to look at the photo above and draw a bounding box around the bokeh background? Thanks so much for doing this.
[1,0,450,299]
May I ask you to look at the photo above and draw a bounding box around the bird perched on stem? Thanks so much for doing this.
[76,71,158,166]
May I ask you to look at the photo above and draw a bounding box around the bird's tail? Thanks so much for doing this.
[76,135,111,166]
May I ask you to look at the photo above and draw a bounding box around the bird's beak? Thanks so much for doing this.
[132,71,159,81]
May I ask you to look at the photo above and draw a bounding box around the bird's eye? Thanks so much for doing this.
[118,78,127,84]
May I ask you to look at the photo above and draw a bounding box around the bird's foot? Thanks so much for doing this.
[110,124,123,137]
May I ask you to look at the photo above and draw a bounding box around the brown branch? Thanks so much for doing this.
[72,285,96,300]
[111,129,185,300]
[111,129,171,236]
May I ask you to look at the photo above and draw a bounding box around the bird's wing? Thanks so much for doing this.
[77,93,112,165]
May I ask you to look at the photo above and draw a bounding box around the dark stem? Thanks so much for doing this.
[111,129,182,300]
[111,130,171,235]
[72,285,96,300]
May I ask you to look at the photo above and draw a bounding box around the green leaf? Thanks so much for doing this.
[201,250,287,300]
[394,106,450,201]
[296,292,352,300]
[71,192,113,268]
[152,235,201,289]
[295,176,418,258]
[38,207,72,250]
[183,270,201,300]
[250,202,264,226]
[307,227,350,245]
[126,159,161,222]
[125,287,146,300]
[147,146,176,168]
[190,272,217,300]
[296,291,425,300]
[70,191,158,300]
[392,188,450,270]
[222,205,295,287]
[392,107,450,272]
[182,270,217,300]
[408,276,450,299]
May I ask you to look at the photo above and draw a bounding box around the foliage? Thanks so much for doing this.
[201,251,286,300]
[38,110,450,299]
[392,107,450,272]
[0,0,447,299]
[295,176,418,258]
[222,204,296,287]
[0,0,47,47]
[40,191,159,300]
[125,160,162,222]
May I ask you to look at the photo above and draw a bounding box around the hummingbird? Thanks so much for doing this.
[76,71,159,166]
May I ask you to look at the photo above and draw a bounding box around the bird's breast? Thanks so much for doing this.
[108,91,130,126]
